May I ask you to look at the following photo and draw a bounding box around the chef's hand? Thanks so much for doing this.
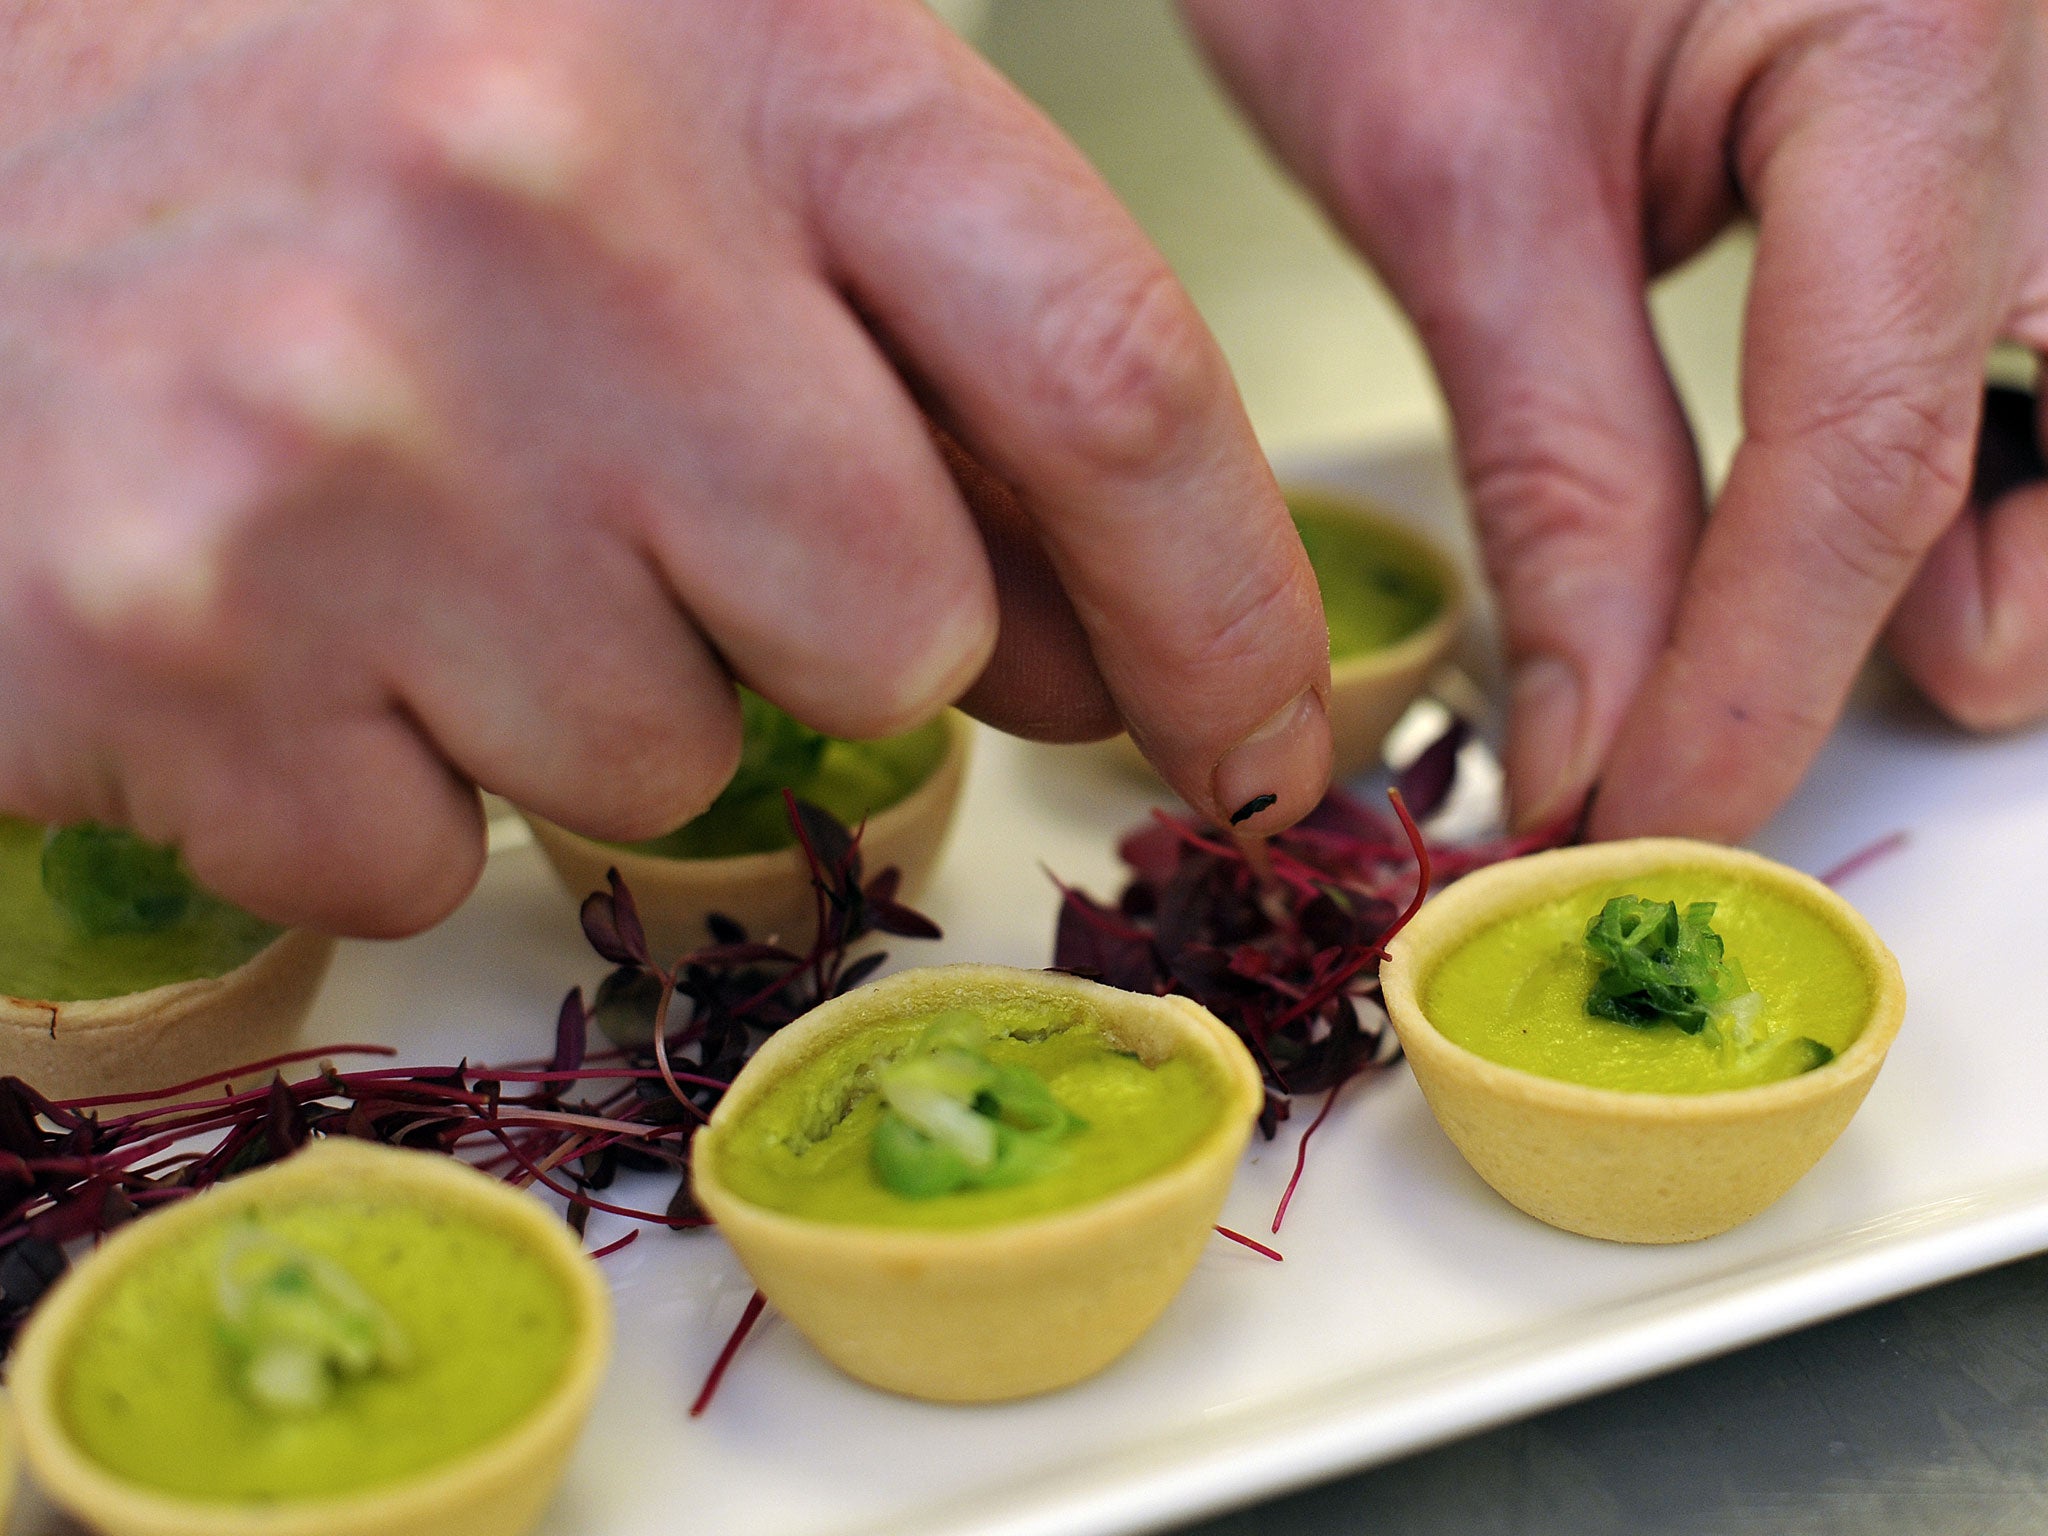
[1186,0,2048,839]
[0,0,1331,935]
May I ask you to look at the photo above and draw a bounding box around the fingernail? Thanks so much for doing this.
[1211,688,1330,832]
[1507,654,1587,830]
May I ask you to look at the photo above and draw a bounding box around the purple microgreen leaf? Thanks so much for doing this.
[704,911,749,946]
[579,889,639,967]
[833,951,889,995]
[1394,716,1470,822]
[0,1237,66,1311]
[552,988,589,1075]
[264,1075,308,1157]
[606,869,650,965]
[869,898,942,940]
[786,795,853,879]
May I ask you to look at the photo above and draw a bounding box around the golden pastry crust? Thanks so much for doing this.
[692,964,1265,1402]
[1380,838,1907,1244]
[0,926,336,1103]
[10,1140,612,1536]
[524,709,972,960]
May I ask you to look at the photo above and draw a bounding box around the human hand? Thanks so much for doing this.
[1185,0,2048,840]
[0,0,1332,934]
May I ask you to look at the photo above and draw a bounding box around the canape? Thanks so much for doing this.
[1379,839,1906,1243]
[691,964,1264,1401]
[0,819,334,1101]
[526,704,971,959]
[11,1140,612,1536]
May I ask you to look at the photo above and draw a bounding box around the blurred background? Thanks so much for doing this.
[939,0,1753,480]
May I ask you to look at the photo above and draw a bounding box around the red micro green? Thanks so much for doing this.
[1818,829,1909,888]
[691,1289,768,1417]
[0,796,938,1356]
[1213,1225,1285,1262]
[1051,718,1572,1218]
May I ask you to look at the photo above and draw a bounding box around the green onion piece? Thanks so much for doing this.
[879,1072,999,1170]
[215,1227,410,1416]
[870,1011,1083,1200]
[40,823,194,936]
[1583,895,1748,1036]
[871,1114,974,1198]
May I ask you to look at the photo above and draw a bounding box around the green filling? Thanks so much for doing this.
[717,999,1224,1228]
[0,818,281,1002]
[1422,868,1872,1094]
[1289,494,1446,660]
[870,1010,1088,1198]
[623,692,949,860]
[58,1197,576,1502]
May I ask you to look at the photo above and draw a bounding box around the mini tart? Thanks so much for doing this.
[1379,839,1907,1244]
[1110,488,1465,783]
[10,1140,612,1536]
[0,927,336,1103]
[525,710,972,958]
[691,964,1264,1402]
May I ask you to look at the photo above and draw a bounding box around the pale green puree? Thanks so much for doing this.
[1422,868,1873,1093]
[719,1000,1225,1227]
[1290,495,1445,660]
[626,717,948,861]
[59,1197,576,1502]
[0,818,280,1002]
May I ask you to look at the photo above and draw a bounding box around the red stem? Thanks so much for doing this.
[1271,1075,1348,1235]
[690,1290,767,1417]
[486,1130,706,1228]
[1213,1224,1284,1261]
[54,1043,397,1110]
[651,973,713,1127]
[1818,829,1908,888]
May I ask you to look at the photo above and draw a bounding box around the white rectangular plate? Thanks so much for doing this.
[24,441,2044,1536]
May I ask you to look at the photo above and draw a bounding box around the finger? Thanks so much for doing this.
[933,425,1120,742]
[1593,80,2004,841]
[789,9,1330,830]
[377,24,1003,743]
[1884,382,2048,729]
[1353,119,1703,831]
[158,706,487,940]
[0,643,484,938]
[200,262,750,844]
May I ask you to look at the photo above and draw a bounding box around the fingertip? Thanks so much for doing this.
[188,805,486,940]
[1505,653,1594,832]
[1204,686,1332,836]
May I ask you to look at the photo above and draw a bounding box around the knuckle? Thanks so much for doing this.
[1462,395,1680,627]
[379,0,604,203]
[226,265,428,451]
[1172,534,1322,690]
[1026,262,1219,473]
[1788,388,1975,589]
[1850,0,2012,75]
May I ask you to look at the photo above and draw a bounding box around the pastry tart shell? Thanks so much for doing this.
[691,964,1264,1402]
[1379,839,1907,1244]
